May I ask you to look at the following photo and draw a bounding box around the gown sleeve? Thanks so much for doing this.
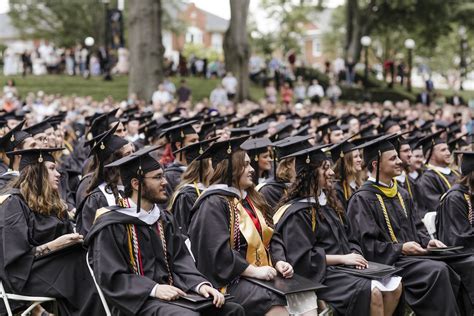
[77,192,108,236]
[172,191,197,236]
[347,193,403,265]
[91,223,157,315]
[272,208,326,283]
[0,196,36,292]
[188,195,249,288]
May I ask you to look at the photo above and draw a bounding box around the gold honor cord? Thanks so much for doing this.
[397,193,408,217]
[343,180,350,201]
[193,182,202,197]
[426,165,452,189]
[405,178,413,200]
[376,194,398,243]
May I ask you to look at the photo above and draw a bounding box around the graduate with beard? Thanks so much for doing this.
[74,123,134,236]
[85,146,244,316]
[168,138,216,235]
[415,131,460,215]
[256,136,312,212]
[162,121,200,196]
[347,135,464,315]
[188,137,306,316]
[0,148,104,315]
[271,145,402,316]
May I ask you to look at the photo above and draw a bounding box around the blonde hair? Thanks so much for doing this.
[333,150,364,189]
[276,157,295,183]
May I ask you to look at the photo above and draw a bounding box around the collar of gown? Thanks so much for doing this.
[367,177,392,188]
[205,184,247,199]
[427,164,451,175]
[116,198,161,225]
[297,191,327,206]
[395,171,406,184]
[408,170,419,180]
[183,182,207,191]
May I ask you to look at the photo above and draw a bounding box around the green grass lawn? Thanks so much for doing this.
[0,74,265,102]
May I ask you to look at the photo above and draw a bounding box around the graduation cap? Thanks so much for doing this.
[197,136,249,186]
[46,112,67,129]
[269,120,294,141]
[161,120,197,143]
[89,123,129,159]
[293,124,309,136]
[358,124,378,137]
[0,120,30,153]
[414,130,446,162]
[88,108,120,138]
[6,147,63,172]
[105,145,162,212]
[133,112,154,124]
[230,126,254,138]
[250,122,271,138]
[316,118,341,140]
[139,120,159,143]
[378,116,400,133]
[358,113,377,125]
[0,119,6,129]
[199,118,226,140]
[229,117,248,128]
[24,119,53,136]
[454,151,474,176]
[352,134,396,184]
[272,136,312,181]
[419,119,434,132]
[163,107,185,121]
[280,144,332,175]
[448,133,468,152]
[0,110,25,122]
[241,138,272,184]
[174,137,219,182]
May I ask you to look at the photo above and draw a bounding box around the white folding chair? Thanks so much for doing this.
[86,250,112,316]
[422,211,437,239]
[0,280,56,316]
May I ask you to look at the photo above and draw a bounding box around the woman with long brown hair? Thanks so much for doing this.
[272,145,402,316]
[0,148,103,315]
[188,137,308,316]
[329,138,364,210]
[75,124,133,236]
[168,138,216,235]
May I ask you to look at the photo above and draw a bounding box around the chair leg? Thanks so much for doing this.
[0,282,13,316]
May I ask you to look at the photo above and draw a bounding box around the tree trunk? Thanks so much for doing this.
[344,0,362,62]
[223,0,250,103]
[128,0,165,101]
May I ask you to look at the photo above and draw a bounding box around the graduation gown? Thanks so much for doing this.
[75,186,109,236]
[396,173,420,210]
[0,171,18,191]
[189,186,287,316]
[333,180,359,211]
[271,197,371,315]
[417,167,459,215]
[74,173,92,207]
[0,190,104,315]
[164,162,186,196]
[0,161,7,175]
[85,205,244,316]
[256,179,288,213]
[169,183,203,235]
[347,182,462,316]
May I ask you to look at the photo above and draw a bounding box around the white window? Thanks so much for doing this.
[185,26,203,44]
[162,31,173,55]
[211,33,223,51]
[312,38,322,57]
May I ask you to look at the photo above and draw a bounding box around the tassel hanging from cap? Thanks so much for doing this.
[273,148,278,182]
[376,150,381,184]
[227,143,233,187]
[136,163,144,213]
[425,139,435,164]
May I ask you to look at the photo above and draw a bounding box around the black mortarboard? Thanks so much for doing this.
[293,124,309,136]
[174,137,218,182]
[230,126,254,138]
[316,118,341,138]
[379,116,400,133]
[89,123,129,159]
[273,136,312,160]
[454,151,474,176]
[161,120,197,143]
[448,134,468,152]
[7,147,63,172]
[229,117,249,128]
[197,136,249,186]
[352,134,396,184]
[419,119,434,132]
[269,120,294,142]
[358,124,378,137]
[88,108,120,138]
[0,121,31,155]
[0,110,25,122]
[46,112,67,129]
[24,120,53,136]
[280,144,331,174]
[415,130,446,163]
[134,112,154,124]
[199,118,226,140]
[105,145,162,212]
[163,107,185,120]
[139,120,159,141]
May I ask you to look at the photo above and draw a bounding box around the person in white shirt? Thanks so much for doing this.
[307,79,325,104]
[210,84,228,107]
[222,72,238,101]
[151,84,173,106]
[293,76,307,103]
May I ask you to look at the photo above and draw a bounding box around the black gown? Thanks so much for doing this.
[256,179,288,213]
[0,160,7,175]
[74,173,92,208]
[0,171,18,191]
[75,186,109,236]
[164,162,185,196]
[416,167,459,215]
[85,206,244,316]
[169,184,201,235]
[0,190,104,315]
[396,174,420,210]
[347,182,463,316]
[189,188,287,316]
[271,197,372,315]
